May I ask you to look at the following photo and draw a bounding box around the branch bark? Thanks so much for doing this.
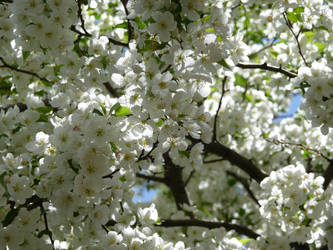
[236,62,297,78]
[198,139,267,183]
[323,160,333,190]
[0,56,51,82]
[157,219,260,239]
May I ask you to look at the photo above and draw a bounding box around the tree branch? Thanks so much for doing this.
[120,0,133,43]
[163,153,192,210]
[102,82,122,97]
[156,219,260,239]
[70,3,129,48]
[40,203,55,250]
[103,168,121,179]
[226,170,259,206]
[0,102,27,112]
[0,56,51,82]
[136,173,166,183]
[191,137,267,183]
[236,62,297,78]
[323,160,333,190]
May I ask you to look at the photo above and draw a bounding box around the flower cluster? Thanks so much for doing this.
[259,164,326,246]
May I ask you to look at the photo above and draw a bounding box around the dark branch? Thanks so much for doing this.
[102,82,122,97]
[76,0,91,36]
[323,160,333,190]
[157,219,260,239]
[236,62,297,78]
[0,56,51,82]
[136,173,166,183]
[213,76,227,141]
[137,141,159,162]
[226,170,260,206]
[107,37,129,47]
[103,168,121,179]
[40,203,55,250]
[191,137,267,183]
[0,102,27,112]
[121,0,133,43]
[163,153,192,210]
[70,4,129,48]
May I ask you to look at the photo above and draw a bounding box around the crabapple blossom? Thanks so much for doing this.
[0,0,332,249]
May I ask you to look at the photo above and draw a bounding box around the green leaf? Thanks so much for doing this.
[304,31,316,42]
[245,93,253,102]
[115,106,131,116]
[243,16,250,29]
[110,102,121,115]
[23,51,30,60]
[114,22,128,29]
[93,108,104,116]
[2,208,19,227]
[314,42,326,53]
[155,119,163,127]
[240,238,252,245]
[119,176,126,182]
[110,142,118,152]
[135,17,146,29]
[97,101,107,115]
[234,73,247,86]
[217,58,231,70]
[286,12,297,22]
[178,150,190,158]
[34,90,48,97]
[39,80,53,87]
[287,7,303,22]
[268,49,278,59]
[53,65,62,76]
[36,106,53,114]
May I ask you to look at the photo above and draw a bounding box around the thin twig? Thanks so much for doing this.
[76,0,91,36]
[265,138,331,162]
[226,170,260,206]
[137,141,159,162]
[120,0,133,43]
[213,76,228,141]
[248,37,278,58]
[236,62,297,78]
[102,168,121,179]
[40,204,55,250]
[282,12,309,66]
[184,170,195,186]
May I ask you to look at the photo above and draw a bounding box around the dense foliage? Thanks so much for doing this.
[0,0,332,249]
